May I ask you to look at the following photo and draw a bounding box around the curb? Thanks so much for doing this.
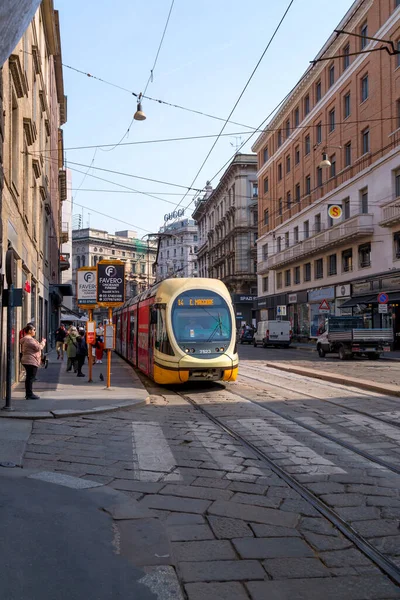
[264,362,400,398]
[0,397,150,420]
[290,345,400,361]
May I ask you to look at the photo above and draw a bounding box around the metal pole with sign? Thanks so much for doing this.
[3,248,15,410]
[86,315,96,383]
[76,266,98,384]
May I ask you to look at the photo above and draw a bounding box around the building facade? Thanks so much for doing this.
[72,228,157,321]
[0,0,68,391]
[60,168,72,310]
[253,0,400,347]
[193,154,259,326]
[156,217,199,280]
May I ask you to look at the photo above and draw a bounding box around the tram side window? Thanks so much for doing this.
[129,314,135,354]
[155,308,174,356]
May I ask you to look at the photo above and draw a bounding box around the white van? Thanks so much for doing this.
[253,320,292,348]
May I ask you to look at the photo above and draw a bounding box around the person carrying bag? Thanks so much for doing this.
[65,326,78,373]
[20,324,46,400]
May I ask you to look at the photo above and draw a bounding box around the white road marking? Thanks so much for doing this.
[186,421,249,472]
[340,413,400,443]
[131,422,181,481]
[235,418,346,475]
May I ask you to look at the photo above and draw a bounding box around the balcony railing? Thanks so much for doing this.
[60,222,69,244]
[59,253,70,271]
[265,214,374,271]
[379,197,400,227]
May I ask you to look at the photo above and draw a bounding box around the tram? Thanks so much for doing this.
[114,278,238,384]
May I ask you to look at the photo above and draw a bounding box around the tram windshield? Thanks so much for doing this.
[171,290,232,343]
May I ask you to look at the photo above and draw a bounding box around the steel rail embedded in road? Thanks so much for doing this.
[177,390,400,588]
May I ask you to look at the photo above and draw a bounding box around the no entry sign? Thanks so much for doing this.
[97,261,125,306]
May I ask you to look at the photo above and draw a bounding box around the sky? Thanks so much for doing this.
[56,0,355,238]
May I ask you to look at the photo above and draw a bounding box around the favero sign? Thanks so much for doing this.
[77,268,97,308]
[97,261,125,306]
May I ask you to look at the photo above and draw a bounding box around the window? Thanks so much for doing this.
[328,254,337,276]
[360,188,368,213]
[345,142,351,166]
[362,127,370,154]
[278,130,282,147]
[174,248,177,257]
[111,249,115,255]
[279,199,283,216]
[329,64,335,88]
[277,237,282,252]
[286,155,291,173]
[76,256,81,269]
[295,146,300,164]
[262,243,269,260]
[287,191,291,209]
[277,272,283,289]
[285,119,290,138]
[304,95,310,115]
[329,108,335,132]
[316,80,322,103]
[359,243,371,268]
[361,74,369,102]
[252,183,258,197]
[304,262,311,282]
[314,213,321,233]
[262,276,269,292]
[305,175,311,195]
[294,226,299,244]
[263,146,269,163]
[394,232,400,259]
[396,169,400,197]
[343,44,350,70]
[11,92,19,187]
[397,40,400,68]
[316,122,322,144]
[397,0,400,9]
[294,107,299,127]
[278,163,282,180]
[342,248,353,272]
[305,135,310,155]
[263,177,269,193]
[360,22,368,50]
[141,263,146,274]
[294,266,300,284]
[344,197,350,219]
[285,232,290,248]
[304,220,310,239]
[330,154,336,178]
[264,209,269,226]
[315,258,324,279]
[285,269,291,287]
[317,166,323,187]
[397,99,400,129]
[295,183,300,202]
[344,92,351,118]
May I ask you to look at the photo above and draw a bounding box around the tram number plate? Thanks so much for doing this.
[199,349,212,354]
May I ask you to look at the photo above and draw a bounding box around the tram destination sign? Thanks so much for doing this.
[97,261,125,307]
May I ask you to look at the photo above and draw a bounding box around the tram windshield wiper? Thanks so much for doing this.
[207,313,224,342]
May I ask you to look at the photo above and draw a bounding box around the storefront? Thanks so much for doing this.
[255,293,289,323]
[308,287,336,338]
[287,291,309,339]
[232,294,257,328]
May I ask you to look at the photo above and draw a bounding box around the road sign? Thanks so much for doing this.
[319,299,330,312]
[97,261,125,306]
[379,303,388,314]
[277,305,287,316]
[378,292,389,304]
[327,204,342,219]
[77,267,97,308]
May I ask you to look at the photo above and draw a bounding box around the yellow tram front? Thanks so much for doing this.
[153,279,238,384]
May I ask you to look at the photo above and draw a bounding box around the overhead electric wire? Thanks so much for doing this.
[142,0,175,96]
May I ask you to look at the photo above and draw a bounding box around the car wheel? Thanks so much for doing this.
[338,346,347,360]
[317,345,326,358]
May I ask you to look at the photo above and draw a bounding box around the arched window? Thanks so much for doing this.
[76,256,81,269]
[81,255,85,267]
[93,255,98,266]
[99,256,104,262]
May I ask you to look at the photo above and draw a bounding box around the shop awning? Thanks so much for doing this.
[388,292,400,303]
[340,295,376,308]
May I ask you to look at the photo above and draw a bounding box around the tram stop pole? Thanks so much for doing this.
[88,309,93,383]
[107,307,112,388]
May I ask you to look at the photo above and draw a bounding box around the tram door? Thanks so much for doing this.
[138,302,150,375]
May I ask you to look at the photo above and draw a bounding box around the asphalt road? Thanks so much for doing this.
[0,474,157,600]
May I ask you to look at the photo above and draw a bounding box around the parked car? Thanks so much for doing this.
[253,320,292,348]
[240,328,254,344]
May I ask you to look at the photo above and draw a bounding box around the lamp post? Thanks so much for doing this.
[316,145,343,169]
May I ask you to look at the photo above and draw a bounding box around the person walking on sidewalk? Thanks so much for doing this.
[95,335,105,364]
[55,324,67,360]
[20,324,46,400]
[65,326,78,373]
[76,331,88,378]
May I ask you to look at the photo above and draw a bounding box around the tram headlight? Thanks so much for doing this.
[220,347,224,352]
[191,348,195,353]
[215,348,220,352]
[185,348,190,353]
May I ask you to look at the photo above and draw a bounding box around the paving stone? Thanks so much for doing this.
[208,516,253,539]
[141,494,211,514]
[250,524,301,538]
[302,531,352,551]
[231,493,279,509]
[180,560,265,583]
[374,536,400,554]
[347,484,397,496]
[331,474,396,487]
[110,479,165,494]
[232,537,314,559]
[279,499,320,517]
[267,487,299,499]
[335,506,380,522]
[262,557,331,579]
[228,482,269,495]
[175,468,226,479]
[382,507,400,519]
[351,519,400,537]
[185,582,249,600]
[366,496,400,507]
[117,518,172,566]
[307,482,347,495]
[171,540,236,562]
[207,500,299,528]
[299,517,339,536]
[320,548,371,567]
[245,575,400,600]
[320,494,365,507]
[226,473,257,483]
[166,513,205,526]
[160,485,233,501]
[167,524,214,542]
[192,478,231,489]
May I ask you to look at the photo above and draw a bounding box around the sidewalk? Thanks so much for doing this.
[1,352,149,419]
[291,342,400,360]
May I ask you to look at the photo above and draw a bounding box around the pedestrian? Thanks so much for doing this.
[55,323,67,360]
[95,335,104,364]
[76,334,87,377]
[19,324,46,400]
[65,326,78,372]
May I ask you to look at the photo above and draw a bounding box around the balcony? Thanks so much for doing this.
[59,253,70,271]
[265,214,374,271]
[380,197,400,227]
[257,258,269,274]
[60,222,69,244]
